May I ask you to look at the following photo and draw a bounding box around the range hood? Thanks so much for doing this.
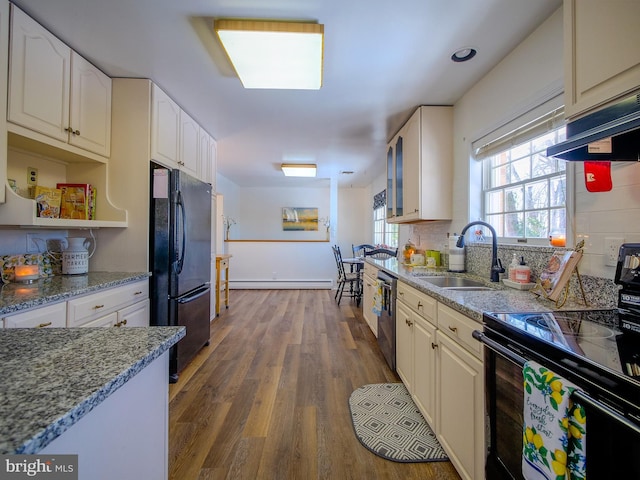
[547,91,640,161]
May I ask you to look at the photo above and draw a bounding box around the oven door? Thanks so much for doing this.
[476,329,640,479]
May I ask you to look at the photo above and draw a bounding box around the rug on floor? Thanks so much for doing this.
[348,383,448,463]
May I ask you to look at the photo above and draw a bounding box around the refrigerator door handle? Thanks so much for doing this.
[174,190,186,274]
[177,285,211,303]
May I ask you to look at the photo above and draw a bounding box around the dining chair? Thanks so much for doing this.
[352,244,375,257]
[332,245,362,305]
[364,248,398,259]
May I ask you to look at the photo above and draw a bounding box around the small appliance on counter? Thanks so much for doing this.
[615,243,640,335]
[448,233,465,272]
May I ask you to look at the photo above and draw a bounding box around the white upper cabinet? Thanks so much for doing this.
[564,0,640,119]
[151,84,180,168]
[8,5,111,157]
[151,83,203,180]
[179,109,199,177]
[387,106,453,223]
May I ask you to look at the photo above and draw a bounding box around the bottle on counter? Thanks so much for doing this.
[508,253,518,281]
[515,256,531,283]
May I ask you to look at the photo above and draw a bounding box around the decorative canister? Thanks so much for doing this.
[61,237,95,275]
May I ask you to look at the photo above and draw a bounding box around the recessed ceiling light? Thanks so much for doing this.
[451,47,477,63]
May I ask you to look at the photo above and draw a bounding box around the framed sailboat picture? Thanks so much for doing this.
[282,207,318,231]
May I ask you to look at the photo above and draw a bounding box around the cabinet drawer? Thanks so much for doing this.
[437,303,482,357]
[397,282,436,323]
[80,312,118,328]
[4,302,67,328]
[117,299,149,328]
[363,262,378,279]
[67,280,149,327]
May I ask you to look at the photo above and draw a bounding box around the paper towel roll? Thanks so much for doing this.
[448,234,466,272]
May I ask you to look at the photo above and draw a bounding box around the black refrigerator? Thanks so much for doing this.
[149,163,211,382]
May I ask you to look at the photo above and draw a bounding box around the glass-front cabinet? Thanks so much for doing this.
[385,106,453,223]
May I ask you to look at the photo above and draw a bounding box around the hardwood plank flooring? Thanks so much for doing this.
[169,289,462,480]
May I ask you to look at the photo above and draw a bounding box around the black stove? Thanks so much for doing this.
[484,309,640,401]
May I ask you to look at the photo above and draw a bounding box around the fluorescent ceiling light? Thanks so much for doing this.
[215,19,324,90]
[281,163,317,177]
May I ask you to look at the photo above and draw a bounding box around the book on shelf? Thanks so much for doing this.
[56,183,95,220]
[538,249,583,301]
[34,186,62,218]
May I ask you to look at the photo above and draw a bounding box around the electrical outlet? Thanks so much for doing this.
[27,167,38,185]
[605,237,625,267]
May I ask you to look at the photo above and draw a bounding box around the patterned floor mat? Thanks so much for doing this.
[348,383,448,463]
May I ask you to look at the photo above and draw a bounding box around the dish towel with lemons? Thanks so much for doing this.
[372,280,383,316]
[522,360,587,480]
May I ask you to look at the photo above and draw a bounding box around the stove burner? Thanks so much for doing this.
[520,313,616,339]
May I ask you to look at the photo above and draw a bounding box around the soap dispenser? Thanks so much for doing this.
[515,256,531,284]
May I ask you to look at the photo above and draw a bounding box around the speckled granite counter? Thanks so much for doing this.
[368,258,597,323]
[0,272,151,316]
[0,326,185,454]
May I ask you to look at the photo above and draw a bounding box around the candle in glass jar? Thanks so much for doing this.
[14,265,39,282]
[550,235,566,247]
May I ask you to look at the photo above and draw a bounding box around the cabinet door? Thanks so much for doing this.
[69,52,111,156]
[8,5,70,142]
[198,128,211,182]
[565,0,640,118]
[0,0,9,204]
[413,317,436,428]
[386,143,395,220]
[179,110,199,177]
[400,110,420,221]
[117,299,149,327]
[4,302,66,328]
[436,332,484,480]
[394,135,404,218]
[362,273,377,336]
[151,84,180,168]
[208,137,217,192]
[395,301,413,392]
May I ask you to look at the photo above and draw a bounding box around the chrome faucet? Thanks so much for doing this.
[457,221,505,282]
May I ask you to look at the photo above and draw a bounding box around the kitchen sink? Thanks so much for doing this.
[420,276,493,291]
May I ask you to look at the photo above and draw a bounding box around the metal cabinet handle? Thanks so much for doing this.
[431,342,438,349]
[36,322,52,328]
[94,304,105,309]
[417,301,423,309]
[134,291,143,295]
[73,129,80,135]
[406,319,413,327]
[398,291,404,296]
[115,319,128,327]
[448,325,458,333]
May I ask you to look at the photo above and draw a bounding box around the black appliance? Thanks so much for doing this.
[149,163,212,382]
[547,90,640,161]
[547,93,640,161]
[615,243,640,335]
[476,309,640,479]
[376,270,397,371]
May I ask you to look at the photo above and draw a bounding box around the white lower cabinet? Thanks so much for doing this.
[2,279,149,329]
[362,263,379,335]
[3,302,67,328]
[395,281,484,480]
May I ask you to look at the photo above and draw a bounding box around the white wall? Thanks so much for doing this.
[215,173,372,288]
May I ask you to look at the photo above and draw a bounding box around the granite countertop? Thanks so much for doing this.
[0,272,151,316]
[0,326,185,454]
[368,258,593,323]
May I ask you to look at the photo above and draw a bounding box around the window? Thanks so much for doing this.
[482,125,566,240]
[373,190,398,248]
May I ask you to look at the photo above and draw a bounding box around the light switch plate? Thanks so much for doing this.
[605,237,625,267]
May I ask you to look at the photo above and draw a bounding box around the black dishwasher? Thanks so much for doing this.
[376,270,397,371]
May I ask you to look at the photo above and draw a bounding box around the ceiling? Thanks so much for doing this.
[12,0,561,188]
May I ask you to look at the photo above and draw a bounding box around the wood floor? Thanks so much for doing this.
[168,289,461,480]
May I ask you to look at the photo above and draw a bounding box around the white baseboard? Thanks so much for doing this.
[229,279,333,290]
